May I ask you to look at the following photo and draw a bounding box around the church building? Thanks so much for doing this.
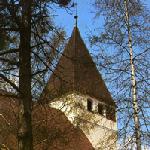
[41,24,117,150]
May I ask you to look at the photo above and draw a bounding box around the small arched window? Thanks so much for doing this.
[98,103,103,115]
[106,106,116,121]
[87,99,92,112]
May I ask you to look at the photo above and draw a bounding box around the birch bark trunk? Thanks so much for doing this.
[124,0,141,150]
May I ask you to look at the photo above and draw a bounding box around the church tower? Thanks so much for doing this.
[42,25,117,150]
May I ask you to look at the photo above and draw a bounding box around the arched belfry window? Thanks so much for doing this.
[98,103,103,115]
[87,99,92,112]
[106,106,116,122]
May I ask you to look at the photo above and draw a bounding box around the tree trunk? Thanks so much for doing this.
[124,0,141,150]
[18,0,33,150]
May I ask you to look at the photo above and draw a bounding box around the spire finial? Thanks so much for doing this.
[74,2,78,27]
[74,15,78,27]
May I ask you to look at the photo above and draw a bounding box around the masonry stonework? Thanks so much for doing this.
[49,93,117,150]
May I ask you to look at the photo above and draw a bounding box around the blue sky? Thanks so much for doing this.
[54,0,150,48]
[54,0,103,45]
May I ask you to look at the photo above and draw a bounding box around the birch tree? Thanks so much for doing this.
[90,0,150,149]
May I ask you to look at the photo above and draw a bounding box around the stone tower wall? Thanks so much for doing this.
[49,93,117,150]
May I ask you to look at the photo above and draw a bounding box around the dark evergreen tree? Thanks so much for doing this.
[0,0,71,149]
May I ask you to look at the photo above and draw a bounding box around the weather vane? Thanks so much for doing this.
[73,1,78,27]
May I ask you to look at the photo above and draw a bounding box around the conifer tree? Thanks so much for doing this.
[0,0,71,149]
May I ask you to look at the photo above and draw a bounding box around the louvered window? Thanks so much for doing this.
[106,106,116,121]
[87,99,92,112]
[98,103,103,115]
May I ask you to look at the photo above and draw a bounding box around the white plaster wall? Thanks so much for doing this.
[49,93,117,150]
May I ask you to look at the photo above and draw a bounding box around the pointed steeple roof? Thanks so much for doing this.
[42,27,115,106]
